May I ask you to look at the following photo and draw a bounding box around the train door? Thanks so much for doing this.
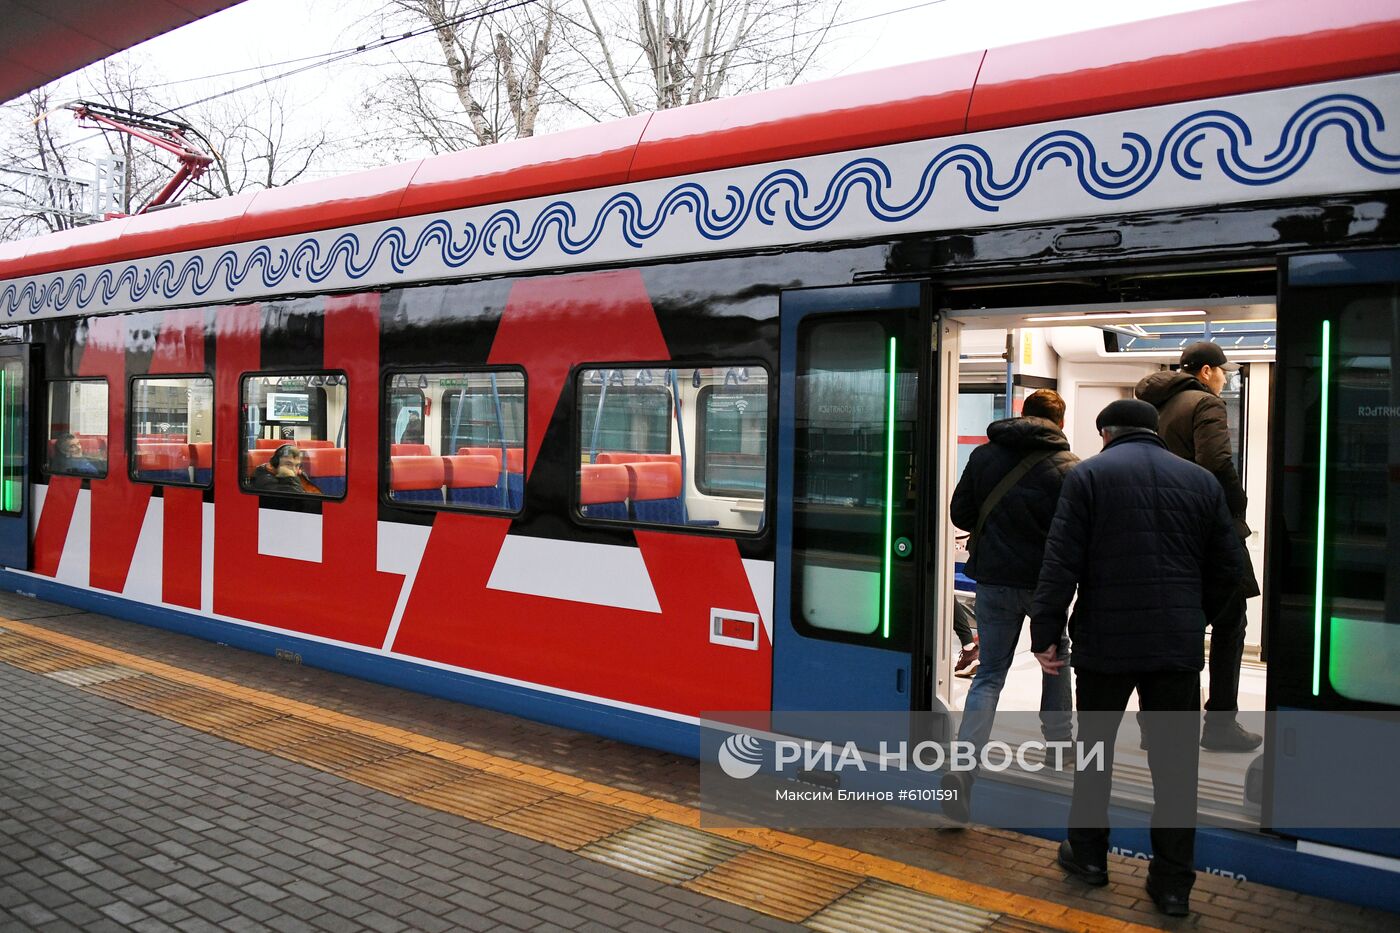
[771,283,940,714]
[0,344,32,571]
[1268,247,1400,858]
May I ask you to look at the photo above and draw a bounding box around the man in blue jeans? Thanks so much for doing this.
[943,389,1079,820]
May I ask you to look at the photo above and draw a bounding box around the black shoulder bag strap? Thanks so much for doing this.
[967,448,1058,561]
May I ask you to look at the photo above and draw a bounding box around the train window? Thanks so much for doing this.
[385,370,526,512]
[1,359,22,513]
[576,366,767,533]
[792,318,919,644]
[579,375,671,455]
[1277,283,1400,708]
[45,380,109,479]
[696,373,769,498]
[240,373,348,499]
[955,388,1007,479]
[129,376,214,487]
[440,379,524,452]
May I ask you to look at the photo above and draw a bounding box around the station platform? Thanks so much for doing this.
[0,592,1392,933]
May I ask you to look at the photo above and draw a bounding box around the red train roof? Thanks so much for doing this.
[4,0,1398,283]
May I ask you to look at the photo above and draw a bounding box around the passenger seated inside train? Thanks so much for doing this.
[48,432,102,477]
[249,444,321,495]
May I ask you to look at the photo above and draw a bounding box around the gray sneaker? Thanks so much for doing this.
[1200,719,1262,752]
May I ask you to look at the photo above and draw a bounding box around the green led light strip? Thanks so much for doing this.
[882,337,897,639]
[1313,320,1331,697]
[1,368,9,513]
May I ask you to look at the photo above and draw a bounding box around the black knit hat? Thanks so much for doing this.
[1096,398,1159,432]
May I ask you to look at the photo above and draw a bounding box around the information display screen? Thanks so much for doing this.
[266,392,310,423]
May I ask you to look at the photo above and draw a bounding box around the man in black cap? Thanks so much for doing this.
[1135,341,1260,752]
[1029,399,1243,917]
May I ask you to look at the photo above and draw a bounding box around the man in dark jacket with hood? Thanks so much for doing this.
[1135,342,1260,752]
[944,389,1078,817]
[1030,399,1242,917]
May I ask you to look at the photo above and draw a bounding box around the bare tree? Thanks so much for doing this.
[0,89,91,240]
[362,0,562,157]
[0,51,339,241]
[568,0,842,118]
[181,90,330,198]
[81,58,330,203]
[84,58,170,214]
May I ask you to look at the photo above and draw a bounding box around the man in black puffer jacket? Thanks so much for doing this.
[944,389,1078,819]
[1136,341,1260,752]
[1029,399,1242,918]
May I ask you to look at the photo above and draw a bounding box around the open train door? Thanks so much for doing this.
[771,283,942,722]
[0,343,33,570]
[1267,247,1400,859]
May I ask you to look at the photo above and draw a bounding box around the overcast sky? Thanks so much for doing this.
[141,0,1246,89]
[48,0,1248,176]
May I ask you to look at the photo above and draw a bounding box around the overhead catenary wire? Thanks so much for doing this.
[198,0,954,157]
[153,0,542,117]
[20,0,951,178]
[27,0,540,156]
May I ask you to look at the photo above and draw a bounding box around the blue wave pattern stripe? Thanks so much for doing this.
[5,93,1399,318]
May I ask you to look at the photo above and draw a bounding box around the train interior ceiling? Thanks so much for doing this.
[944,296,1277,828]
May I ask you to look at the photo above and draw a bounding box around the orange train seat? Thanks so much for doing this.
[133,444,191,484]
[595,451,680,466]
[245,448,276,476]
[389,455,445,504]
[579,464,629,520]
[455,446,524,508]
[457,446,524,473]
[255,438,335,449]
[446,454,512,507]
[189,442,213,484]
[302,447,346,496]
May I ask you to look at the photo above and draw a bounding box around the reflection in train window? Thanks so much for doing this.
[696,377,768,498]
[1221,368,1246,478]
[387,370,525,513]
[440,379,525,452]
[955,388,1007,480]
[575,366,767,533]
[130,376,214,487]
[579,376,671,456]
[1278,282,1400,708]
[45,379,109,479]
[792,318,919,645]
[1321,295,1399,706]
[240,373,348,499]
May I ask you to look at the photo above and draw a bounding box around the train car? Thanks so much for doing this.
[1,0,1398,911]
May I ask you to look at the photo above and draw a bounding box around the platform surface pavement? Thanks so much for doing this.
[0,591,1393,933]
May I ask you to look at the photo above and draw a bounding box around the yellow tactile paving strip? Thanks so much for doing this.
[0,617,1155,933]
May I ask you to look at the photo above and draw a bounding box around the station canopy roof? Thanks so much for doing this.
[1,0,246,104]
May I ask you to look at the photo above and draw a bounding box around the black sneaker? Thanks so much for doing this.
[1201,719,1262,752]
[1056,840,1108,886]
[1146,878,1191,917]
